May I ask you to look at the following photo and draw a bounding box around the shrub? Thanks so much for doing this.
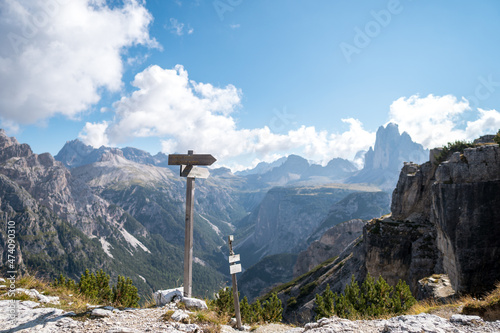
[53,273,77,291]
[210,287,235,315]
[55,269,139,307]
[112,275,140,307]
[435,140,474,164]
[262,293,282,322]
[494,129,500,145]
[314,274,416,320]
[209,287,282,324]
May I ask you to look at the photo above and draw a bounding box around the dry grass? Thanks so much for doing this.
[406,283,500,321]
[462,282,500,320]
[0,272,96,314]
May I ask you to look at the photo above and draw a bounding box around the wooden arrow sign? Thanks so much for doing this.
[168,154,217,166]
[181,165,210,179]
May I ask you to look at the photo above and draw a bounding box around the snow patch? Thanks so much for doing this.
[120,228,151,254]
[99,237,114,258]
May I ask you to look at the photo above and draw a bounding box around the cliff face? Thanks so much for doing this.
[432,145,500,293]
[294,219,366,278]
[368,144,500,295]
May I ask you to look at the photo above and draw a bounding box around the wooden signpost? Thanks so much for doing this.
[168,150,216,298]
[228,235,242,330]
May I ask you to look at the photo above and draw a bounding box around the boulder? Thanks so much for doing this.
[92,308,113,317]
[181,297,208,310]
[416,274,455,301]
[170,309,190,322]
[154,288,183,306]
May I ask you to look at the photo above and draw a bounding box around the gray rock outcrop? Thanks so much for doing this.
[294,219,366,277]
[432,145,500,294]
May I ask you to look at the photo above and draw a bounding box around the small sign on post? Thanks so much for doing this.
[168,150,216,298]
[228,235,242,330]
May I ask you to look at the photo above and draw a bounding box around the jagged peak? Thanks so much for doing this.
[99,149,126,163]
[0,128,20,148]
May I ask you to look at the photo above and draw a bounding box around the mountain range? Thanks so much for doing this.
[0,123,429,300]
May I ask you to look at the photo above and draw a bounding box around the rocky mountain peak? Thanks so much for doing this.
[0,129,33,163]
[347,123,428,191]
[99,149,126,163]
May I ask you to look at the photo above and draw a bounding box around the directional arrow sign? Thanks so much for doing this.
[168,154,216,166]
[181,165,210,179]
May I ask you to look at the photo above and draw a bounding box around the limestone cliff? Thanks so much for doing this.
[294,219,366,277]
[347,123,428,191]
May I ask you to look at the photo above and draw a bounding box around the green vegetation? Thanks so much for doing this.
[314,274,416,320]
[260,256,339,301]
[494,129,500,145]
[209,287,282,324]
[435,140,474,164]
[54,269,139,307]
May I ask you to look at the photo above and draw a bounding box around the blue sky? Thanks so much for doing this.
[1,0,500,170]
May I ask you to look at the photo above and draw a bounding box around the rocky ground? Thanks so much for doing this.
[2,299,500,333]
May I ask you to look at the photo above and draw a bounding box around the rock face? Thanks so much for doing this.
[347,123,428,191]
[367,143,500,295]
[238,253,298,302]
[294,219,366,277]
[432,146,500,294]
[307,191,390,243]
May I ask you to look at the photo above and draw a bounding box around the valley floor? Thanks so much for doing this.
[2,300,500,333]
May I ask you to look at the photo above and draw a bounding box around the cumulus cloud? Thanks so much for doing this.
[0,0,157,128]
[388,94,500,149]
[79,121,110,148]
[94,64,374,169]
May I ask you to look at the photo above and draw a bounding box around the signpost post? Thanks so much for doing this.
[228,235,242,330]
[168,150,216,298]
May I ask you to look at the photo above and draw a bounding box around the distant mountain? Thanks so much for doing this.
[307,191,390,243]
[55,139,171,169]
[235,183,382,269]
[242,155,358,189]
[235,157,287,176]
[347,123,428,191]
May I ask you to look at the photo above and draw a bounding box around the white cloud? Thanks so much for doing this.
[96,64,375,170]
[168,18,193,36]
[0,0,157,127]
[230,24,241,29]
[464,108,500,139]
[388,94,500,149]
[79,121,110,148]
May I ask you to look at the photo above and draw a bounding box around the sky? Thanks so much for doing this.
[1,0,500,171]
